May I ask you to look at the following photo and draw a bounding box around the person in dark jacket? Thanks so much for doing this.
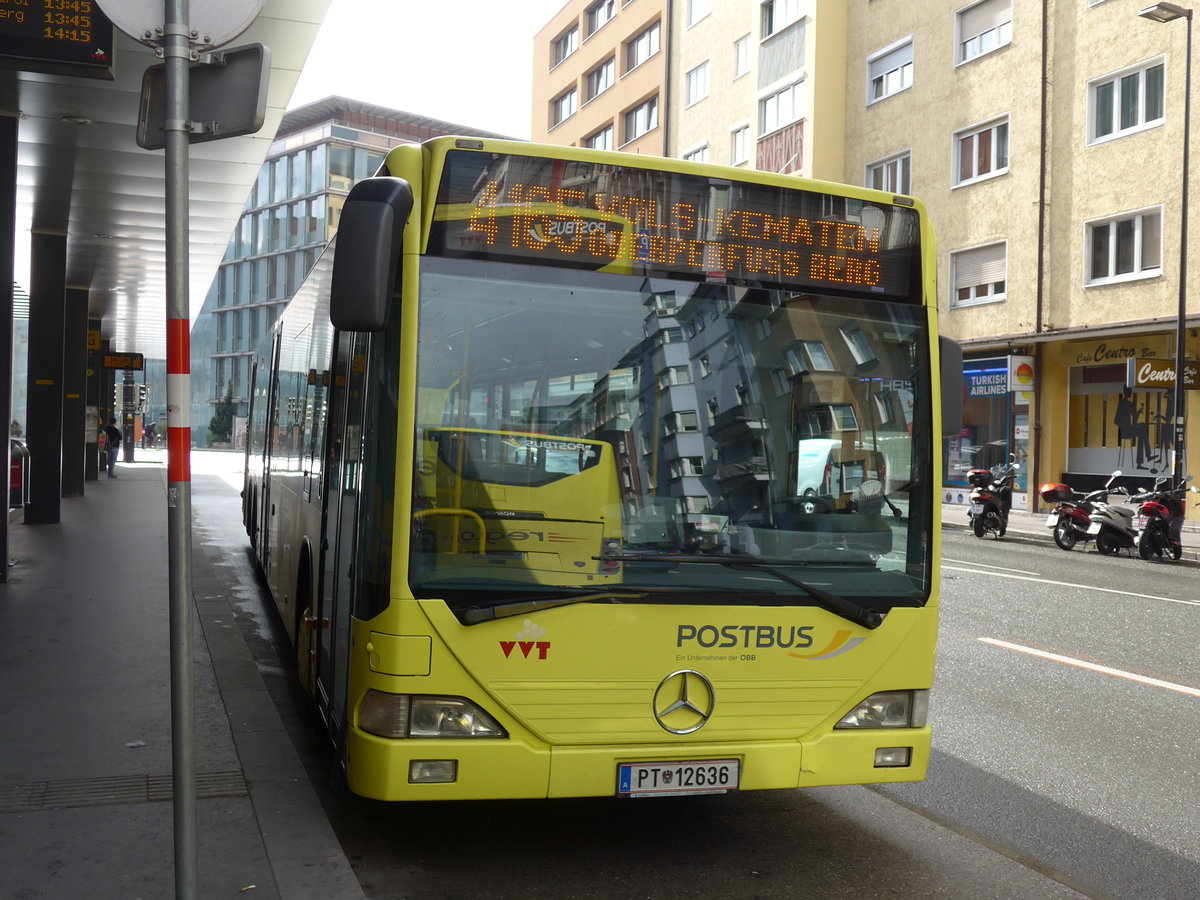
[104,421,122,478]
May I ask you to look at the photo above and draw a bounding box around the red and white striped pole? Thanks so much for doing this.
[163,1,197,893]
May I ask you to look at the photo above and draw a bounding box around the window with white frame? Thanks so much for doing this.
[626,21,660,71]
[1086,208,1162,284]
[951,242,1007,307]
[553,26,579,66]
[771,369,792,396]
[1090,60,1164,143]
[586,0,615,35]
[552,88,578,127]
[801,341,836,371]
[760,79,803,134]
[670,457,705,479]
[957,0,1012,65]
[664,410,700,434]
[867,151,911,194]
[624,96,659,143]
[868,39,913,104]
[658,364,692,389]
[686,0,711,27]
[840,323,878,367]
[955,117,1008,185]
[731,124,750,163]
[761,0,802,38]
[586,125,614,150]
[733,35,750,78]
[683,144,709,163]
[685,61,710,106]
[587,57,615,100]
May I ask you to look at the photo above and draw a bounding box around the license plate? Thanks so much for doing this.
[1138,516,1149,528]
[1087,522,1101,535]
[969,503,983,515]
[617,759,739,797]
[1045,514,1058,527]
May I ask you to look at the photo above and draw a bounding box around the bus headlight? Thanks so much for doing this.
[359,692,507,739]
[834,690,928,729]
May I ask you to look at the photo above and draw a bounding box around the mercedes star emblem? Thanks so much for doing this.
[652,669,716,734]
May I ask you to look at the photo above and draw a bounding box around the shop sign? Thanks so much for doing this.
[1126,357,1200,390]
[1008,356,1035,391]
[965,361,1009,397]
[1069,337,1168,366]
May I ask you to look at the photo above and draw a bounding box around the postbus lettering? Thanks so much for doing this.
[676,624,815,649]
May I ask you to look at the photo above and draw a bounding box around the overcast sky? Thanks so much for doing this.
[289,0,569,139]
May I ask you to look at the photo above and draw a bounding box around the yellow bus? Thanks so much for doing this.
[244,137,962,801]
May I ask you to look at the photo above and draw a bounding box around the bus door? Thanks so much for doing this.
[315,330,369,740]
[259,333,283,576]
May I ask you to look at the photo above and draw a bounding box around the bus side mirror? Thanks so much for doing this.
[330,176,414,333]
[940,336,963,438]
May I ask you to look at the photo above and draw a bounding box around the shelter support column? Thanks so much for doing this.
[62,289,88,496]
[85,318,101,481]
[25,231,66,525]
[0,115,15,579]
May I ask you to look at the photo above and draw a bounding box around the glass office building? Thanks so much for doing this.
[190,97,507,446]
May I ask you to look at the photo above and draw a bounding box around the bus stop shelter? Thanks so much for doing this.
[0,0,332,579]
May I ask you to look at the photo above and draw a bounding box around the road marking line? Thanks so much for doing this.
[941,565,1200,608]
[979,637,1200,698]
[942,558,1041,575]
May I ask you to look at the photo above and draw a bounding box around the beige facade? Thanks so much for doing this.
[846,0,1200,504]
[532,0,668,155]
[669,0,847,180]
[530,0,1200,501]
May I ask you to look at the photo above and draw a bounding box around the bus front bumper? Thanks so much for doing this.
[344,726,932,802]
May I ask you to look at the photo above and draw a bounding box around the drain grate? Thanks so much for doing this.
[0,770,247,813]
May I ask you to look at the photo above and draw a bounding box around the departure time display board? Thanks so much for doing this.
[428,149,922,302]
[0,0,115,79]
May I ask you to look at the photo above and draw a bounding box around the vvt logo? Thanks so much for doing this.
[500,619,550,660]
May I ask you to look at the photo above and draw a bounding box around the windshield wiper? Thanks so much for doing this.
[457,585,773,625]
[601,555,885,629]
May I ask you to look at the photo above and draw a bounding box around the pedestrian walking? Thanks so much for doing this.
[104,420,122,478]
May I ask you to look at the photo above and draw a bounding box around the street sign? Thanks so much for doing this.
[136,43,270,150]
[103,352,144,370]
[0,2,116,79]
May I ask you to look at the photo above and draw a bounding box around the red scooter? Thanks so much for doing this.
[1136,475,1193,561]
[1041,470,1120,551]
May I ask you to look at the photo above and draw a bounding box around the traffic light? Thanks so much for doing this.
[137,383,148,412]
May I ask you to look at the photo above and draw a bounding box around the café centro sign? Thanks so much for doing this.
[1126,357,1200,390]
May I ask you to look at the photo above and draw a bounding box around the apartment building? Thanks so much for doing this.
[670,0,847,179]
[189,98,503,446]
[532,0,669,153]
[848,0,1197,507]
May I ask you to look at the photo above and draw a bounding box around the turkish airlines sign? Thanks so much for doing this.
[1126,357,1200,390]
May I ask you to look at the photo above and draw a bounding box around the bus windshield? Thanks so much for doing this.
[411,256,932,614]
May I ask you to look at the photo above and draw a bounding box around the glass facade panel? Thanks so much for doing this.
[290,151,306,197]
[329,144,354,191]
[309,143,327,192]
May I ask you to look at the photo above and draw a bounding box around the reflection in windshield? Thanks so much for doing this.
[411,257,932,609]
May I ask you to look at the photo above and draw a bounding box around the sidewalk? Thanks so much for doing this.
[0,458,362,898]
[941,499,1200,562]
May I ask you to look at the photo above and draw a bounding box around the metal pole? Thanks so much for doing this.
[163,0,197,895]
[1176,10,1192,483]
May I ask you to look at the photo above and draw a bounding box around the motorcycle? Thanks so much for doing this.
[1041,471,1119,551]
[1087,481,1154,555]
[967,457,1019,538]
[1136,475,1193,561]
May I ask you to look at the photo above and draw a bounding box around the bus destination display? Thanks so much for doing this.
[429,150,921,300]
[0,0,115,78]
